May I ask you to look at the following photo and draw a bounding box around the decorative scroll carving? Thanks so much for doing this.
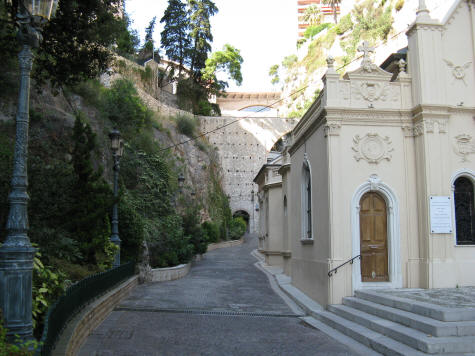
[443,59,471,85]
[454,134,475,162]
[352,133,394,164]
[352,81,391,102]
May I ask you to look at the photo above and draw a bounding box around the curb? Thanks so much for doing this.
[207,237,244,252]
[251,249,380,356]
[151,263,191,282]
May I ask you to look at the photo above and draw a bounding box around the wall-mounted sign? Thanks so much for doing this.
[430,196,453,234]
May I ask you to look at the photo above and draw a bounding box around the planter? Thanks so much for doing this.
[151,262,191,282]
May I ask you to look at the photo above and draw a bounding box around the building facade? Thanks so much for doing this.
[257,0,475,307]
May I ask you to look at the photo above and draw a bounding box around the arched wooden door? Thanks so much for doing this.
[360,192,389,282]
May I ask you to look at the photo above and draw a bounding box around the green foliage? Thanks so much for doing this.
[202,44,243,92]
[269,64,280,85]
[0,313,37,356]
[69,114,115,266]
[160,0,192,73]
[102,79,153,134]
[33,0,124,88]
[322,0,341,23]
[71,79,106,109]
[32,249,66,336]
[182,204,208,255]
[202,221,219,243]
[118,193,145,263]
[115,15,141,58]
[282,55,298,69]
[303,4,322,26]
[229,217,246,240]
[334,14,353,35]
[188,0,218,75]
[303,23,332,39]
[148,215,193,268]
[340,1,393,66]
[395,0,404,11]
[206,156,232,240]
[175,114,197,137]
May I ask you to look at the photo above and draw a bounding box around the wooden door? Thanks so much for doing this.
[360,192,389,282]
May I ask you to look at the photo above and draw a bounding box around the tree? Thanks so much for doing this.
[144,16,156,52]
[187,0,218,76]
[32,0,125,88]
[68,114,114,265]
[201,44,243,93]
[323,0,341,23]
[269,64,280,85]
[160,0,192,77]
[115,14,140,57]
[303,5,322,26]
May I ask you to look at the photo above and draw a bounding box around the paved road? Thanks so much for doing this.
[79,234,357,356]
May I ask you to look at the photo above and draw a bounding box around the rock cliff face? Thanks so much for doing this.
[0,55,227,225]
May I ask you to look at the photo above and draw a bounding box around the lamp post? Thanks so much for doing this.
[251,190,254,233]
[109,129,124,268]
[0,0,58,341]
[178,172,185,194]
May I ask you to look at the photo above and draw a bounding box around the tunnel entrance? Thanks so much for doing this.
[233,210,250,232]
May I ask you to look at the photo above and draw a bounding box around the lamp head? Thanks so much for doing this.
[178,172,185,187]
[109,129,121,156]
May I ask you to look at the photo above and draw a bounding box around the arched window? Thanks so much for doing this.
[454,177,474,245]
[302,156,312,239]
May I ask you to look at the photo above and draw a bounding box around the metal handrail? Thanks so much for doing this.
[328,255,361,277]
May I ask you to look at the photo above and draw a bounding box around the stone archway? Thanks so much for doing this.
[233,210,250,232]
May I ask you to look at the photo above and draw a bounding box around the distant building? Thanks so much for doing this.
[297,0,340,38]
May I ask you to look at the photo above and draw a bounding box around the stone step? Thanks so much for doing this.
[343,296,475,337]
[315,310,428,356]
[328,304,475,354]
[355,290,475,322]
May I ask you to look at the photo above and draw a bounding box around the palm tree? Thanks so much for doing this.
[323,0,341,24]
[303,5,322,26]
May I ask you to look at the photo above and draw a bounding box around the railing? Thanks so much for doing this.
[328,255,361,277]
[36,261,135,356]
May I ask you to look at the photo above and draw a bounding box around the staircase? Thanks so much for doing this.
[314,289,475,355]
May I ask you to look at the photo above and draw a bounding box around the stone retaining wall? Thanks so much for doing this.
[52,275,138,356]
[151,263,191,282]
[207,237,244,252]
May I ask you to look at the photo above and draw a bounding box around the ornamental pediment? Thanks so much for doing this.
[344,64,392,81]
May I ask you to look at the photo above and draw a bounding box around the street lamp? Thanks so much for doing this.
[178,172,185,194]
[109,129,124,268]
[0,0,58,342]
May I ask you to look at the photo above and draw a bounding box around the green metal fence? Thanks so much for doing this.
[36,261,135,356]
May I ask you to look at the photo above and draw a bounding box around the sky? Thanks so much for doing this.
[124,0,297,92]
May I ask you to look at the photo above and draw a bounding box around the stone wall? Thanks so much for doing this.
[200,115,297,232]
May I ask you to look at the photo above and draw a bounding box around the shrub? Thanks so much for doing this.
[0,311,37,355]
[202,221,220,243]
[335,14,353,35]
[102,79,153,134]
[303,23,332,39]
[148,215,193,268]
[175,114,197,137]
[229,217,247,240]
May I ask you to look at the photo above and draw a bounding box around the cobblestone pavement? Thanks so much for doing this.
[78,234,357,356]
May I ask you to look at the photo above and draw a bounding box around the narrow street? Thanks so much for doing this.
[79,234,357,356]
